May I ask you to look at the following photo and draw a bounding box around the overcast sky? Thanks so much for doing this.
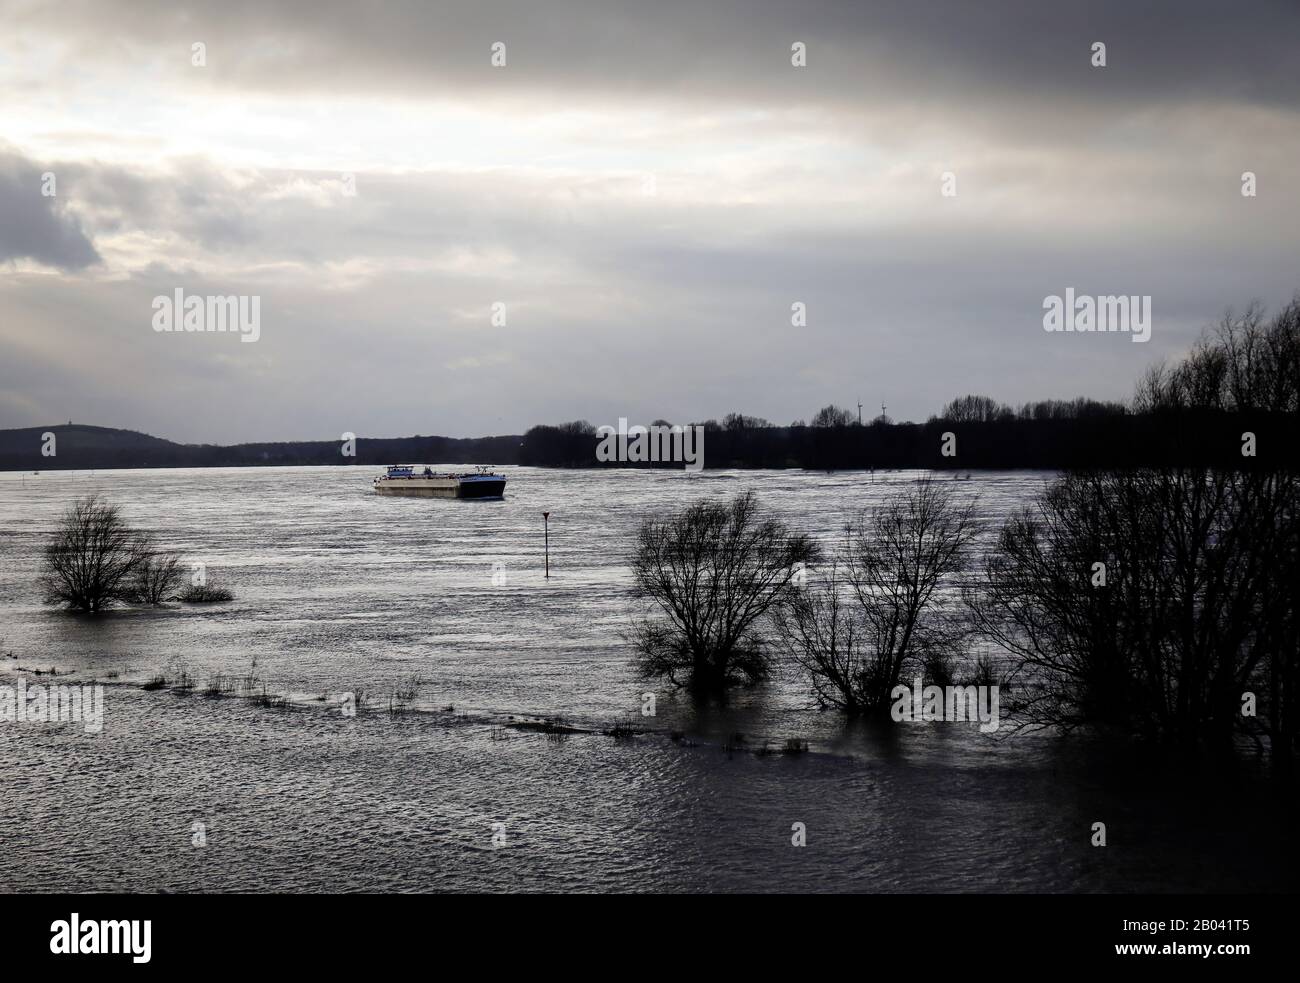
[1,0,1298,442]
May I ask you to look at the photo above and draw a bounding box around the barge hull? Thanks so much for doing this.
[374,477,506,499]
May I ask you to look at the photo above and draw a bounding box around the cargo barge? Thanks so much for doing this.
[373,465,507,499]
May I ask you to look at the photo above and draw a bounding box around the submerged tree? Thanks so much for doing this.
[770,555,870,712]
[972,467,1298,748]
[124,546,184,605]
[972,298,1300,753]
[41,495,153,613]
[630,491,820,692]
[773,479,978,713]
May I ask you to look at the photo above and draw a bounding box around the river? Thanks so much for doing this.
[0,466,1290,892]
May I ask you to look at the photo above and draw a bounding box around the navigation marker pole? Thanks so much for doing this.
[543,511,551,579]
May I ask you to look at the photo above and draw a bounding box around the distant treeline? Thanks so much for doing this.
[525,299,1300,471]
[5,410,1293,474]
[520,411,1296,471]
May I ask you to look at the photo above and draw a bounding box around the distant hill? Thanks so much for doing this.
[0,424,523,471]
[0,424,180,456]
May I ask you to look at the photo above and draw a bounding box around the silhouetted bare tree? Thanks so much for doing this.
[1016,397,1127,420]
[775,480,978,713]
[1134,298,1300,414]
[124,546,184,605]
[811,404,856,428]
[846,479,979,704]
[630,491,820,692]
[722,412,772,431]
[771,553,871,711]
[41,495,153,613]
[969,298,1300,752]
[972,468,1298,750]
[937,394,1015,423]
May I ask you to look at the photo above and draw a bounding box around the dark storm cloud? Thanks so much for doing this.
[8,0,1300,110]
[0,152,100,270]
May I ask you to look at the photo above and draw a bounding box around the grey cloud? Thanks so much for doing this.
[4,144,1297,441]
[5,1,1300,112]
[0,152,100,269]
[2,192,1295,442]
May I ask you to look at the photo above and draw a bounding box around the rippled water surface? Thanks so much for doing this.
[0,466,1292,892]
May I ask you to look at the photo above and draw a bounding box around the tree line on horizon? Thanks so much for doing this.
[522,298,1299,470]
